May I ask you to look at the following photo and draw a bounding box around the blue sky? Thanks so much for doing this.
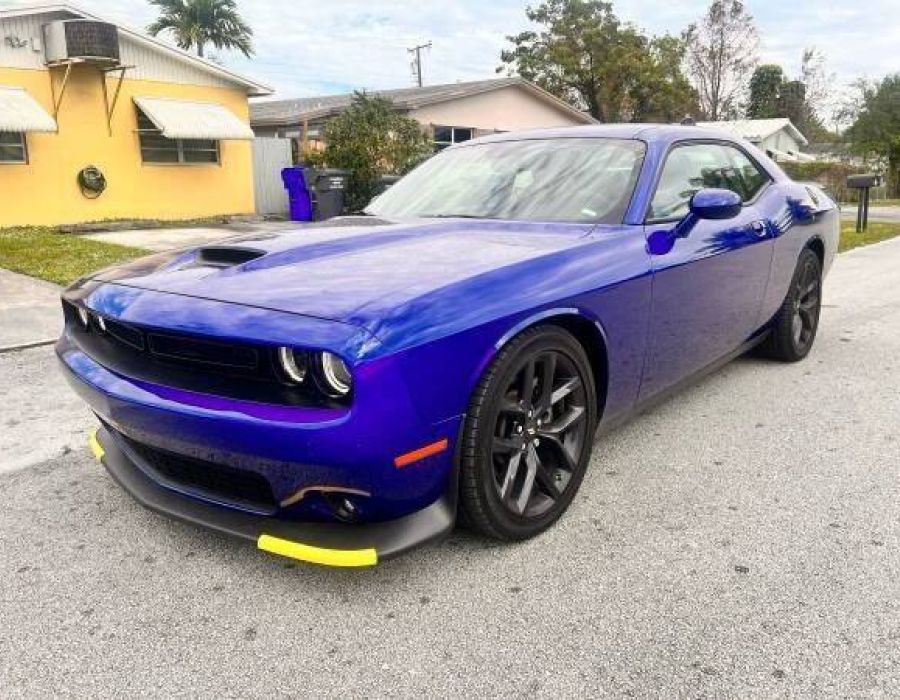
[6,0,897,105]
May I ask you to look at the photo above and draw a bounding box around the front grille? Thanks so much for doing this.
[103,317,144,350]
[146,332,259,370]
[63,301,337,407]
[119,433,277,513]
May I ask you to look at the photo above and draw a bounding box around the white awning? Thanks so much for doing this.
[133,96,254,140]
[0,86,57,133]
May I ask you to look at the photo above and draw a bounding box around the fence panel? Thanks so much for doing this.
[252,138,293,215]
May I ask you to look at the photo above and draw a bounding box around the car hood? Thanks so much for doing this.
[89,217,597,331]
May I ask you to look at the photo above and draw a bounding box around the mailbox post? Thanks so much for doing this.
[847,173,884,233]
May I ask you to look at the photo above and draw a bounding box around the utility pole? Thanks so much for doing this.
[407,41,432,88]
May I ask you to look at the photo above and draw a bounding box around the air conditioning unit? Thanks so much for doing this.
[43,20,120,65]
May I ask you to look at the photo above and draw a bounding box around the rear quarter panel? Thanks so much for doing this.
[759,181,840,326]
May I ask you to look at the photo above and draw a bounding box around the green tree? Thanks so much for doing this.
[845,75,900,196]
[683,0,758,120]
[147,0,254,58]
[745,50,833,140]
[747,64,784,118]
[498,0,697,123]
[777,79,807,129]
[632,35,701,122]
[317,92,433,212]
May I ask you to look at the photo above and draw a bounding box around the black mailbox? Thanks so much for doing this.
[846,172,884,232]
[847,173,884,189]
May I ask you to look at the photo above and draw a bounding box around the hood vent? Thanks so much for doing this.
[195,246,266,268]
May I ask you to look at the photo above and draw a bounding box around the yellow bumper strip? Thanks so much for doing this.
[257,534,377,568]
[89,429,105,461]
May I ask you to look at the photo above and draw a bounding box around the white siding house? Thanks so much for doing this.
[697,118,810,161]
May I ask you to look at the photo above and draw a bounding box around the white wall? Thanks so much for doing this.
[1,11,238,91]
[761,129,802,154]
[0,11,70,69]
[408,85,589,133]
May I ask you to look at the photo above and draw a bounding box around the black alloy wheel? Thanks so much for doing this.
[791,253,822,351]
[459,326,597,540]
[761,247,823,362]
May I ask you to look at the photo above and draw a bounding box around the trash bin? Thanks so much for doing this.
[281,167,313,222]
[309,168,351,220]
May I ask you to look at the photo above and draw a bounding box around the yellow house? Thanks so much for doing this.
[0,3,272,228]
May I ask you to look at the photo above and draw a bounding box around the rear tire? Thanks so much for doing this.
[760,247,822,362]
[458,326,597,541]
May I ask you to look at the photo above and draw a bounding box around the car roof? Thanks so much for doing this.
[463,123,739,147]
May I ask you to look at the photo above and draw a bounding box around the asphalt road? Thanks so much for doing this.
[841,204,900,223]
[1,238,899,697]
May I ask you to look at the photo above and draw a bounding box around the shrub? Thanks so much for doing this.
[779,161,869,203]
[311,92,433,213]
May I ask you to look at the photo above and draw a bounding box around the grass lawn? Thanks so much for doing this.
[840,220,900,252]
[0,227,148,286]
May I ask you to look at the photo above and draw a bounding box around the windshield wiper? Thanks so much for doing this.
[421,213,497,220]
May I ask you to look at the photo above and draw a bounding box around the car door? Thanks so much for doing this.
[639,141,775,400]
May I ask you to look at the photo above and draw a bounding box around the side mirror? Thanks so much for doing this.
[649,188,744,255]
[690,188,742,220]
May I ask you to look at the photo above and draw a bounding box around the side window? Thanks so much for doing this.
[724,146,768,202]
[648,143,768,222]
[649,144,732,221]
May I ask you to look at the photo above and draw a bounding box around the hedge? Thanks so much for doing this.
[778,161,873,203]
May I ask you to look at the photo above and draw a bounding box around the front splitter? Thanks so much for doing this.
[90,426,457,567]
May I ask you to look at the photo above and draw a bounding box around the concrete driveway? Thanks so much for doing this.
[0,269,61,353]
[1,239,898,696]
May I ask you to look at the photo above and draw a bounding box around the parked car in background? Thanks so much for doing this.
[58,125,839,567]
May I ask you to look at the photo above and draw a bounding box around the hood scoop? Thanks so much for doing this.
[193,246,266,268]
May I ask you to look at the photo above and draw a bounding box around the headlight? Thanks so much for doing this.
[277,346,308,384]
[320,352,352,396]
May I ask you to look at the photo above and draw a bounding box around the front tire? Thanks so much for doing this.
[459,326,597,541]
[760,247,823,362]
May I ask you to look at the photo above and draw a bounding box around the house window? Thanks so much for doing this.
[0,132,27,163]
[433,125,474,152]
[136,108,219,164]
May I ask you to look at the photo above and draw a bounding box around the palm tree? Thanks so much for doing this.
[147,0,254,58]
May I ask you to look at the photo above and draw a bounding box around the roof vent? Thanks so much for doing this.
[43,20,120,65]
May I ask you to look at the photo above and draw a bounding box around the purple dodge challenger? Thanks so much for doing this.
[58,125,839,566]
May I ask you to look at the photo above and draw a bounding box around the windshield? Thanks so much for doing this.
[366,137,646,224]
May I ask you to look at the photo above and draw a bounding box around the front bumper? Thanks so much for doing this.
[58,330,461,523]
[90,426,457,566]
